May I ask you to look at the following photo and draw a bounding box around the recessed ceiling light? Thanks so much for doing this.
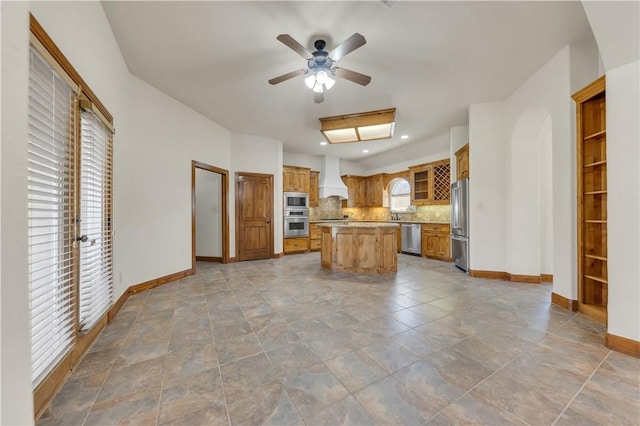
[362,149,369,153]
[401,135,409,139]
[320,141,328,146]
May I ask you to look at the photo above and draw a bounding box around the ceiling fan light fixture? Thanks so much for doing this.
[319,108,396,144]
[305,69,335,93]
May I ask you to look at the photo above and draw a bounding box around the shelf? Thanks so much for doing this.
[584,254,607,261]
[584,274,608,284]
[584,220,607,224]
[415,179,429,183]
[584,190,607,195]
[584,130,606,141]
[583,160,607,168]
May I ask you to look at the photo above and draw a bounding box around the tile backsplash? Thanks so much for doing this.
[310,197,451,222]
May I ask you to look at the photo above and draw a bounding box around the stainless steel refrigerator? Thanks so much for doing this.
[451,178,469,272]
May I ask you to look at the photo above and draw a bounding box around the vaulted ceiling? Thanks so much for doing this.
[101,1,595,162]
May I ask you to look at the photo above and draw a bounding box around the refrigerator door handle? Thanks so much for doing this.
[452,186,459,229]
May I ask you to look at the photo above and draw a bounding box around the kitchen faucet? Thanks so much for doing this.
[391,210,399,221]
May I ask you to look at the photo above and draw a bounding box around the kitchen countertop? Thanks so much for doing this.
[316,221,400,228]
[310,219,450,225]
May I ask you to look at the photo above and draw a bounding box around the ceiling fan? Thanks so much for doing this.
[269,33,372,103]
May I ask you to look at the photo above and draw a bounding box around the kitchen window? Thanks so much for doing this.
[389,178,411,212]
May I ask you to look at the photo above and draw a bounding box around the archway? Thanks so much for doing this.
[507,108,552,278]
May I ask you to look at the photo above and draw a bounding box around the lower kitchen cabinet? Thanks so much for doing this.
[284,237,309,254]
[309,223,321,252]
[422,224,450,261]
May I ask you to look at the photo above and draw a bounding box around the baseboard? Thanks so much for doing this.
[127,268,194,295]
[273,252,284,258]
[195,256,222,262]
[606,333,640,358]
[469,270,509,280]
[227,256,237,263]
[469,269,552,284]
[507,273,541,284]
[551,292,578,311]
[108,290,129,322]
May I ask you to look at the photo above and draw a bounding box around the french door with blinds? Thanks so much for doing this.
[28,37,114,398]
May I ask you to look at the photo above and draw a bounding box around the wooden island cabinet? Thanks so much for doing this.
[319,222,399,274]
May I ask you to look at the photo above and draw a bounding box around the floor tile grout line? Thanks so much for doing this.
[80,297,143,426]
[154,281,183,426]
[424,341,533,426]
[206,276,234,426]
[551,349,612,425]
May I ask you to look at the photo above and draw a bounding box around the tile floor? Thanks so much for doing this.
[38,253,640,425]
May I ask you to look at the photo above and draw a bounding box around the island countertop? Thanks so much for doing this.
[316,221,399,228]
[311,219,450,225]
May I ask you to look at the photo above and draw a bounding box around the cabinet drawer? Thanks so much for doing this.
[310,239,321,251]
[284,237,309,254]
[309,225,321,240]
[422,224,450,234]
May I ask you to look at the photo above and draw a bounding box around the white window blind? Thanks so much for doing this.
[28,46,76,387]
[78,108,114,331]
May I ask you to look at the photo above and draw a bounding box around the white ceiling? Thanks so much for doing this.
[101,1,595,162]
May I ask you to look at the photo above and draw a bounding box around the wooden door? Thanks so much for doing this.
[236,172,273,261]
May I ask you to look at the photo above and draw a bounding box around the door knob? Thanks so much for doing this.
[76,235,88,242]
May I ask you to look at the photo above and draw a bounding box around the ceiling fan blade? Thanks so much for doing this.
[314,91,324,104]
[333,67,372,86]
[276,34,312,59]
[329,33,366,61]
[269,69,305,85]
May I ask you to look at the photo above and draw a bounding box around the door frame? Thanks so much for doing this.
[235,171,274,261]
[191,160,230,270]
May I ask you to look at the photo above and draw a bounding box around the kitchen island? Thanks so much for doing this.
[318,222,399,274]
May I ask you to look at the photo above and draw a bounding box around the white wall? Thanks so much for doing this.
[117,75,231,289]
[195,169,222,257]
[231,133,283,255]
[1,2,33,423]
[469,102,507,272]
[362,132,450,176]
[1,3,235,422]
[283,152,322,171]
[581,0,640,345]
[606,60,640,341]
[469,43,601,291]
[359,132,450,173]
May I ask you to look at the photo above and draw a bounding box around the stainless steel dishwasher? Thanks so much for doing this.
[401,223,421,255]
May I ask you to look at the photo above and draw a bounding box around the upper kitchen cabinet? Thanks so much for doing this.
[309,170,319,207]
[283,165,310,193]
[573,76,607,325]
[342,175,366,207]
[455,143,469,180]
[409,159,451,205]
[365,174,384,207]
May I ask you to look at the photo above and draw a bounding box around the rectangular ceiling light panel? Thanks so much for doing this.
[357,123,395,141]
[320,108,396,144]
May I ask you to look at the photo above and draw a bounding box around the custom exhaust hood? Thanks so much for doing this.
[318,155,348,199]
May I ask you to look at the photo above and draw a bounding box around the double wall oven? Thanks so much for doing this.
[283,192,309,238]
